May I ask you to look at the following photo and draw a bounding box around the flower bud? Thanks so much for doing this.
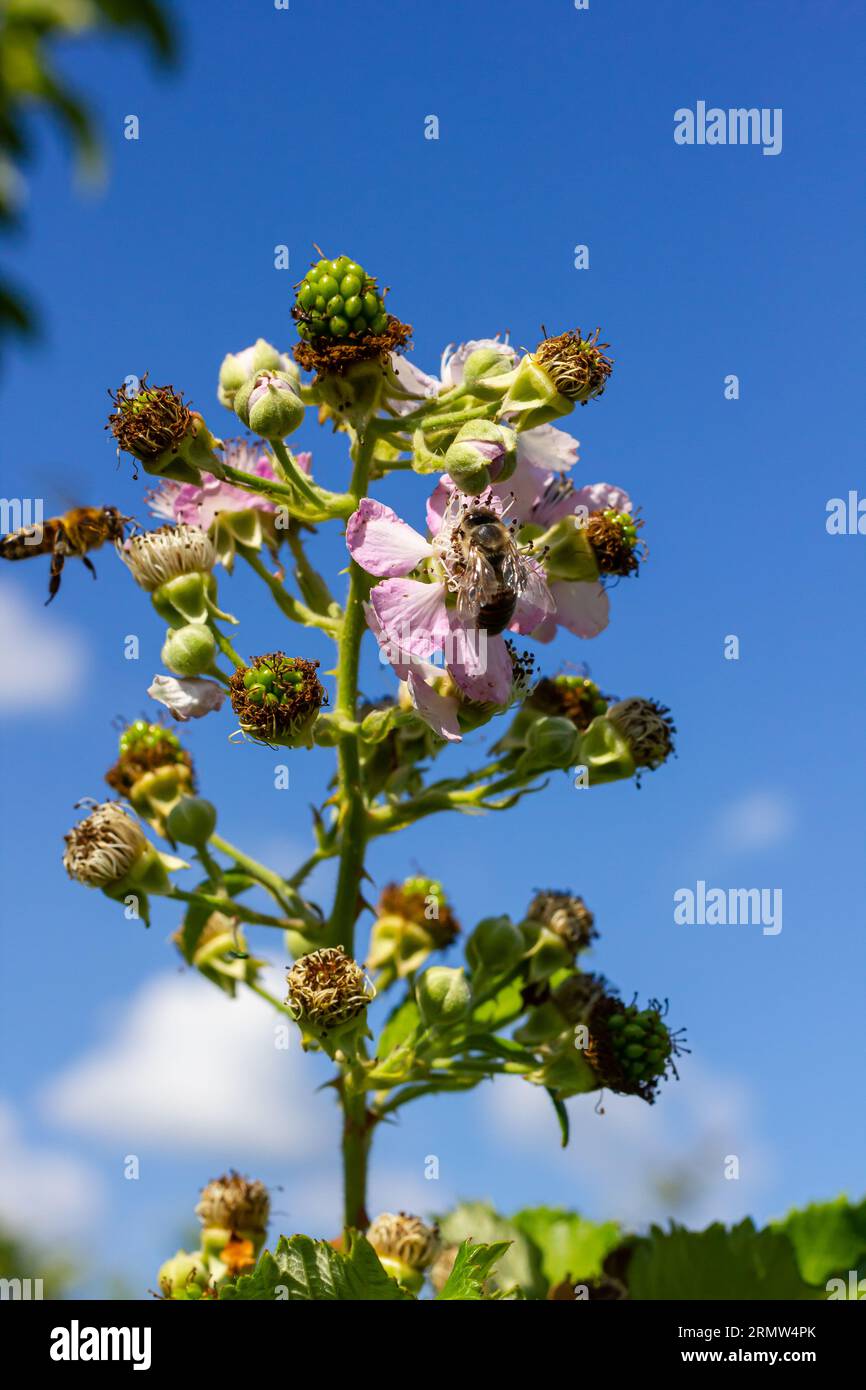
[218,338,293,409]
[161,622,217,677]
[107,376,223,484]
[105,720,196,836]
[416,965,471,1028]
[366,1212,439,1291]
[234,370,304,440]
[516,714,581,775]
[465,914,525,979]
[460,346,516,399]
[285,945,374,1041]
[158,1249,212,1300]
[443,419,517,494]
[229,653,327,748]
[166,796,217,847]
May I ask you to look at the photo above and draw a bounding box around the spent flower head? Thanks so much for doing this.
[366,1212,439,1271]
[62,800,147,888]
[118,523,216,592]
[285,946,373,1035]
[534,328,614,404]
[195,1172,270,1235]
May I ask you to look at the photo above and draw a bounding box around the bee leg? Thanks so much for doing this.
[46,551,65,605]
[82,554,98,580]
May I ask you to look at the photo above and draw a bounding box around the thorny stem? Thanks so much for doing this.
[329,428,375,1230]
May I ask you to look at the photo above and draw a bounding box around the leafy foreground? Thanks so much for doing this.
[212,1197,866,1301]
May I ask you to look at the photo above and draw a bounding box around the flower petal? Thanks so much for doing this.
[387,353,440,413]
[447,617,513,704]
[147,675,226,721]
[517,423,579,474]
[572,481,632,515]
[347,498,434,578]
[368,578,450,659]
[406,670,461,742]
[548,580,610,638]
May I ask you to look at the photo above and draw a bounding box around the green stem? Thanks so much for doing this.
[239,547,341,637]
[271,439,354,520]
[209,831,316,921]
[213,628,245,669]
[341,1081,374,1230]
[168,887,287,928]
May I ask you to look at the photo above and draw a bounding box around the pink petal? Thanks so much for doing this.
[572,482,633,515]
[387,353,440,413]
[346,499,433,578]
[147,675,226,721]
[426,480,453,536]
[447,618,513,704]
[517,423,579,474]
[368,578,451,659]
[549,580,610,638]
[406,670,461,742]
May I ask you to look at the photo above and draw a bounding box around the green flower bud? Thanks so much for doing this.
[416,965,471,1028]
[218,339,290,409]
[158,1249,212,1300]
[460,346,516,399]
[443,419,517,494]
[465,914,525,979]
[161,622,217,677]
[166,796,217,847]
[516,714,581,775]
[520,922,575,983]
[234,370,304,439]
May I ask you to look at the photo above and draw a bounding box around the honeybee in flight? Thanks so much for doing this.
[452,503,554,635]
[0,505,134,604]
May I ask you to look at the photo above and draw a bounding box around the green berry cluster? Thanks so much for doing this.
[241,658,306,708]
[606,1004,673,1085]
[119,720,182,759]
[294,256,388,341]
[403,875,444,906]
[601,510,639,549]
[528,673,608,731]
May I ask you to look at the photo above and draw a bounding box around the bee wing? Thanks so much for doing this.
[455,547,502,619]
[518,557,556,614]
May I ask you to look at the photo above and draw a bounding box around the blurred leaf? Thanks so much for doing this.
[626,1221,822,1301]
[436,1239,512,1300]
[512,1206,621,1286]
[376,995,419,1058]
[219,1232,414,1301]
[773,1196,866,1286]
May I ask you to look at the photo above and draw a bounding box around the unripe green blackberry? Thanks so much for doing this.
[585,992,687,1102]
[292,252,411,378]
[293,256,387,342]
[527,674,608,732]
[229,653,327,747]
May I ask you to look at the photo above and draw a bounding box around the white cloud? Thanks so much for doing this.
[711,790,796,854]
[0,1100,103,1241]
[486,1061,771,1229]
[0,585,86,711]
[39,968,331,1159]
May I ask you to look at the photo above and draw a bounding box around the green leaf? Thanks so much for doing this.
[472,977,525,1027]
[773,1196,866,1286]
[219,1232,414,1301]
[437,1203,545,1299]
[626,1221,823,1301]
[545,1088,570,1148]
[512,1206,621,1286]
[436,1239,512,1300]
[376,996,420,1058]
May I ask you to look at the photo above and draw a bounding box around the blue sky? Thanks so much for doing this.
[1,0,864,1296]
